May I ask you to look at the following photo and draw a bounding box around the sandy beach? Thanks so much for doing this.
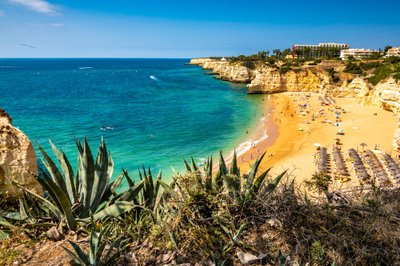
[237,92,398,188]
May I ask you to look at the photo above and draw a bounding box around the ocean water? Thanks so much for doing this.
[0,58,263,185]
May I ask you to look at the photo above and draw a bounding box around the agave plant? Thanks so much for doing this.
[63,225,127,266]
[19,138,144,230]
[182,151,287,205]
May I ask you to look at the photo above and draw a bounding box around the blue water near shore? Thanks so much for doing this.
[0,58,262,186]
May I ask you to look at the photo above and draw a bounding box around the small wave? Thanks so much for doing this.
[150,75,159,81]
[224,132,269,164]
[78,67,93,70]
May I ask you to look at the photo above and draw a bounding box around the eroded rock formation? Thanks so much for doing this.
[0,109,41,197]
[189,58,400,152]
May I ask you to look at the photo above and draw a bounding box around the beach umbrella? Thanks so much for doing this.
[313,143,321,147]
[359,143,368,150]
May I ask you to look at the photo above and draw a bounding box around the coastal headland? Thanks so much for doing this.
[190,57,400,187]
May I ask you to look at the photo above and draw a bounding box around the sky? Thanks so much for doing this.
[0,0,399,58]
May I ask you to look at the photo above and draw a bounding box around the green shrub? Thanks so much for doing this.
[241,60,256,69]
[280,66,292,74]
[393,72,400,81]
[368,65,393,85]
[360,61,382,71]
[385,56,400,64]
[344,62,363,75]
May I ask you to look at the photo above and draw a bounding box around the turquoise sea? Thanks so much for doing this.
[0,59,263,185]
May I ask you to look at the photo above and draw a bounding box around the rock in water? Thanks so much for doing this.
[0,109,42,198]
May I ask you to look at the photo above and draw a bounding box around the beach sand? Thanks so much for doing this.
[237,92,398,188]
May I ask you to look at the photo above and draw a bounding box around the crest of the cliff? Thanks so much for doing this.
[0,109,41,199]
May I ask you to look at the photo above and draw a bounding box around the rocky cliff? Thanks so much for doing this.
[0,109,41,198]
[189,58,400,108]
[190,58,400,152]
[190,58,332,94]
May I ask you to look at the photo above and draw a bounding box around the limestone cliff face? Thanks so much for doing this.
[247,68,284,93]
[0,109,41,197]
[371,78,400,113]
[394,116,400,152]
[188,58,212,66]
[200,60,251,83]
[189,58,400,153]
[332,77,372,98]
[190,59,330,93]
[285,69,323,92]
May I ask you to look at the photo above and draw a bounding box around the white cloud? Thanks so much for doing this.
[28,22,64,27]
[49,23,63,27]
[7,0,59,15]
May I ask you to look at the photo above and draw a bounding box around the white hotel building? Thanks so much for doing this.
[340,48,381,60]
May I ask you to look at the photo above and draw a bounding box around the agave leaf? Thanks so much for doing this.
[1,210,24,221]
[87,201,135,222]
[118,181,144,202]
[233,223,247,242]
[62,247,87,265]
[65,240,91,265]
[11,181,62,219]
[79,138,95,218]
[229,150,240,177]
[49,140,76,204]
[89,229,99,264]
[39,170,77,230]
[0,216,18,229]
[103,236,123,263]
[142,165,147,180]
[219,151,228,176]
[143,167,154,208]
[205,156,212,191]
[267,170,287,192]
[36,169,65,214]
[220,224,234,242]
[190,156,198,172]
[107,154,114,184]
[248,168,271,200]
[138,170,143,181]
[90,138,111,213]
[157,179,174,194]
[94,226,111,263]
[110,173,124,193]
[206,156,213,178]
[223,175,240,199]
[19,198,30,221]
[213,170,222,191]
[36,142,68,198]
[245,152,266,193]
[153,170,163,211]
[154,170,162,196]
[183,158,192,172]
[123,169,135,188]
[0,229,9,240]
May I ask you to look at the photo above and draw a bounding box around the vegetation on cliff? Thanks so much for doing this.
[1,138,400,265]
